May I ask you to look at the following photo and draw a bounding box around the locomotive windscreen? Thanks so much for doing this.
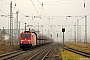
[21,34,30,38]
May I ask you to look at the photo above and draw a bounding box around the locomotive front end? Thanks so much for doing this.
[19,32,32,49]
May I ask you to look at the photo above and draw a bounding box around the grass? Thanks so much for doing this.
[65,42,90,53]
[60,48,90,60]
[0,41,19,55]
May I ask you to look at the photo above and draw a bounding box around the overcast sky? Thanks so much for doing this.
[0,0,90,42]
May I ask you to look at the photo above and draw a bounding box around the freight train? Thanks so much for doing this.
[19,29,53,49]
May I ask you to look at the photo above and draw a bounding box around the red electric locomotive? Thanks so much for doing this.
[19,31,37,49]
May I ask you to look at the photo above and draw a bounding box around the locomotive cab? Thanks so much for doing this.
[19,31,37,49]
[20,31,32,49]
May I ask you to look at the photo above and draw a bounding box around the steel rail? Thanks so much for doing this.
[0,50,27,60]
[28,44,53,60]
[59,43,90,58]
[64,47,90,58]
[41,47,53,60]
[0,50,22,58]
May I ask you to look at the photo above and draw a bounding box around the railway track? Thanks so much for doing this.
[58,43,90,58]
[0,50,27,60]
[64,47,90,58]
[41,47,53,60]
[42,43,62,60]
[0,43,53,60]
[28,44,54,60]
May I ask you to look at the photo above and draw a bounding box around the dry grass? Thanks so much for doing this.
[65,42,90,53]
[67,42,90,48]
[0,41,19,55]
[60,47,90,60]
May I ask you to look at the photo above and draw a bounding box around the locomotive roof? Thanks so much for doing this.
[20,31,31,34]
[20,31,37,34]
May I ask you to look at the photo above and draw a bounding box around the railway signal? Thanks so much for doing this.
[57,33,58,46]
[62,28,65,52]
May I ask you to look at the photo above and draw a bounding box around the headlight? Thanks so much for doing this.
[28,40,30,44]
[28,40,30,42]
[21,40,24,44]
[21,40,24,42]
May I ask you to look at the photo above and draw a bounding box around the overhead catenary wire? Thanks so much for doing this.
[0,0,89,36]
[0,0,9,15]
[37,0,55,30]
[37,0,58,35]
[30,0,51,27]
[65,0,89,28]
[0,10,8,16]
[12,4,42,29]
[1,0,10,5]
[65,17,84,28]
[73,0,90,17]
[31,0,40,16]
[15,10,41,30]
[29,0,90,4]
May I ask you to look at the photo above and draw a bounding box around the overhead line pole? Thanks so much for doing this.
[16,11,19,43]
[84,0,87,43]
[18,22,20,44]
[68,31,70,42]
[74,23,76,42]
[79,25,81,42]
[38,23,39,34]
[77,19,79,42]
[85,15,87,43]
[10,1,13,46]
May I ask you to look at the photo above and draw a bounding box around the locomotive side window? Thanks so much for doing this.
[21,34,30,38]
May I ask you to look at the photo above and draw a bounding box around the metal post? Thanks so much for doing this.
[62,28,65,52]
[2,27,6,53]
[74,23,76,42]
[57,33,59,51]
[3,27,5,40]
[8,14,9,35]
[16,11,18,31]
[85,15,87,43]
[77,19,79,42]
[79,25,81,42]
[63,32,64,52]
[10,1,13,46]
[57,33,58,44]
[68,31,70,42]
[42,25,43,43]
[16,11,18,43]
[38,23,40,44]
[18,22,20,44]
[25,23,26,31]
[42,25,43,34]
[38,23,39,34]
[70,29,72,42]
